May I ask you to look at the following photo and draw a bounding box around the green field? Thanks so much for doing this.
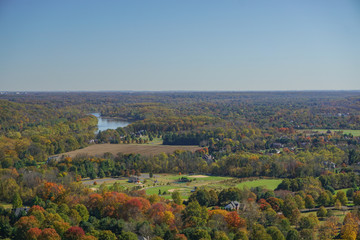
[335,188,351,194]
[301,129,360,136]
[83,174,283,201]
[0,202,12,209]
[236,179,282,190]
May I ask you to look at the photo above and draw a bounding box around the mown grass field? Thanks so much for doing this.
[300,129,360,136]
[301,209,349,226]
[0,202,12,209]
[83,174,281,200]
[236,179,282,190]
[57,143,202,158]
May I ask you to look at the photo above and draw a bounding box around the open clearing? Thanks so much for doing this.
[57,143,202,157]
[83,173,281,200]
[236,179,282,190]
[189,175,209,178]
[299,129,360,136]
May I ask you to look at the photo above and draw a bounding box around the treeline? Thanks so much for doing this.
[0,100,97,167]
[2,91,360,130]
[51,144,354,181]
[3,165,360,239]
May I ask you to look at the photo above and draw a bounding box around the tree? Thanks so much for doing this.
[118,231,138,240]
[294,195,305,210]
[98,230,117,240]
[250,224,272,240]
[225,211,246,230]
[15,216,40,239]
[352,191,360,205]
[98,169,105,179]
[286,229,299,240]
[317,206,327,219]
[266,226,285,240]
[38,228,61,240]
[12,192,23,208]
[75,204,89,222]
[317,192,330,207]
[234,230,248,240]
[305,195,315,209]
[335,199,342,210]
[318,216,338,240]
[213,231,229,240]
[64,226,85,240]
[26,228,42,240]
[172,191,182,205]
[299,215,318,230]
[189,189,211,207]
[182,200,208,227]
[336,191,348,206]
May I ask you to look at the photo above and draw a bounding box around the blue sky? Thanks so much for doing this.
[1,0,359,91]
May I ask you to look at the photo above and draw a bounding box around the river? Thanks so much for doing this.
[91,113,130,133]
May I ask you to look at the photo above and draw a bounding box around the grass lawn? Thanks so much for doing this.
[335,188,351,194]
[83,174,282,200]
[0,202,12,209]
[300,129,360,136]
[236,179,282,190]
[301,209,349,225]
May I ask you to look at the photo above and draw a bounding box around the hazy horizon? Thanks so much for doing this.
[1,0,360,91]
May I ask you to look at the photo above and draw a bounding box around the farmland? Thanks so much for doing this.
[56,143,202,158]
[83,174,281,200]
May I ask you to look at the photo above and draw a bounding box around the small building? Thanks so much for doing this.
[224,201,245,211]
[128,176,140,183]
[272,143,283,148]
[14,207,30,217]
[202,154,215,164]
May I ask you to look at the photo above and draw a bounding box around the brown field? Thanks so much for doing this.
[57,144,202,158]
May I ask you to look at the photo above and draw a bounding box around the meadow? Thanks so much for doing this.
[57,143,202,158]
[83,174,281,200]
[300,129,360,136]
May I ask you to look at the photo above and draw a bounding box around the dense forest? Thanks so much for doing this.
[1,91,360,240]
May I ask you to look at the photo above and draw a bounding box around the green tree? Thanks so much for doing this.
[317,191,330,207]
[171,191,182,205]
[294,195,305,209]
[182,200,208,227]
[286,229,300,240]
[75,204,89,222]
[266,226,285,240]
[305,195,315,209]
[12,193,23,208]
[98,230,117,240]
[353,191,360,205]
[250,224,271,240]
[118,231,138,240]
[336,191,348,206]
[317,206,327,219]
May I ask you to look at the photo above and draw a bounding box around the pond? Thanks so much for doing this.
[91,113,130,133]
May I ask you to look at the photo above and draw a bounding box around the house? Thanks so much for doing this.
[128,176,140,183]
[272,143,283,148]
[14,207,30,217]
[46,155,59,164]
[202,154,215,164]
[224,201,244,211]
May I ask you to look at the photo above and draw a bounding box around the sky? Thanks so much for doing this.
[1,0,360,91]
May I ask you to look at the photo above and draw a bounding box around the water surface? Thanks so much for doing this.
[92,113,130,132]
